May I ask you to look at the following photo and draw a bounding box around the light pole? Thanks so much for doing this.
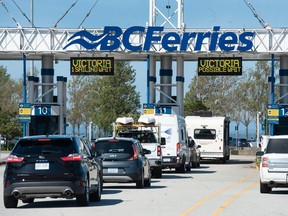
[88,122,92,142]
[256,112,261,147]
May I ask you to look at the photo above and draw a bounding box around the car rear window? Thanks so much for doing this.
[12,138,76,155]
[194,129,216,140]
[94,140,134,155]
[266,139,288,153]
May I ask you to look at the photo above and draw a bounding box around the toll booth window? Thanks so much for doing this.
[194,129,216,140]
[29,116,59,136]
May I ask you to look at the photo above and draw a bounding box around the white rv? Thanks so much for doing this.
[185,116,230,163]
[143,114,191,172]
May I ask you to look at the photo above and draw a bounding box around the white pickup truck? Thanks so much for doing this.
[114,116,163,178]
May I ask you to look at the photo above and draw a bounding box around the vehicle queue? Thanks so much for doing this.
[3,112,260,208]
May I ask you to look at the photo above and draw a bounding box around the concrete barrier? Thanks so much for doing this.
[230,147,260,156]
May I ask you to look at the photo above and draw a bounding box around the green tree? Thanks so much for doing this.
[67,76,87,135]
[0,66,22,140]
[91,61,141,136]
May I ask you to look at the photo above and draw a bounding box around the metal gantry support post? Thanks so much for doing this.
[176,55,184,116]
[57,76,64,135]
[279,56,288,105]
[160,56,172,104]
[149,55,156,104]
[41,55,54,103]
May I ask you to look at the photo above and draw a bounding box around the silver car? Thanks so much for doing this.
[257,135,288,193]
[94,137,151,188]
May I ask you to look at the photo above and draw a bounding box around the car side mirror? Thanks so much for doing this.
[256,151,264,157]
[188,136,195,147]
[197,145,201,149]
[143,148,151,155]
[160,137,166,145]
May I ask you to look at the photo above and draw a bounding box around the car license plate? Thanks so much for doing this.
[108,168,118,173]
[163,158,171,162]
[35,163,49,170]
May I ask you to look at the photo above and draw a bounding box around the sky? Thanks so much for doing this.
[1,0,288,137]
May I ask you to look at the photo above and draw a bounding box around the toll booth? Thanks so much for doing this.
[27,75,67,136]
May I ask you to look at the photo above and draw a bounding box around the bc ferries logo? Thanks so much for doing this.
[64,26,254,52]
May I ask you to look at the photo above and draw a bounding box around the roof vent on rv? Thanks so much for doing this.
[138,115,156,124]
[116,117,134,125]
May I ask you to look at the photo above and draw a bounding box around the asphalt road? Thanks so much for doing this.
[0,155,287,216]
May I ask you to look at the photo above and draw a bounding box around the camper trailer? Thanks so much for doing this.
[185,116,230,163]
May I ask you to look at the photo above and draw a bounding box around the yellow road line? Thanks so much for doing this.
[180,170,257,216]
[212,179,258,216]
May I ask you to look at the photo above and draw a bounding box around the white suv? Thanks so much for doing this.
[257,135,288,193]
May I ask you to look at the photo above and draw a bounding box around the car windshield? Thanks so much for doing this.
[266,139,288,153]
[12,138,75,155]
[94,140,134,155]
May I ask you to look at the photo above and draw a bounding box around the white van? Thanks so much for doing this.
[185,116,230,163]
[143,114,191,172]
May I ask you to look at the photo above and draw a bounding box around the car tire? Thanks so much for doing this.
[153,167,162,179]
[186,162,191,171]
[90,182,101,202]
[260,181,271,193]
[4,195,18,208]
[22,198,34,204]
[136,171,144,188]
[192,161,197,168]
[144,172,151,187]
[176,162,186,173]
[76,181,90,206]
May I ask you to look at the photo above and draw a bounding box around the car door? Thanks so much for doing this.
[135,140,150,178]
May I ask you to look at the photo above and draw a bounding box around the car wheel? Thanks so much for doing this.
[144,172,151,187]
[260,181,271,193]
[153,167,162,179]
[76,181,90,206]
[90,182,101,202]
[4,195,18,208]
[136,171,144,188]
[176,162,186,173]
[192,161,197,168]
[22,198,34,204]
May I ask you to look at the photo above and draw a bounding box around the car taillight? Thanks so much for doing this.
[176,142,181,157]
[6,155,24,163]
[157,146,162,156]
[262,157,268,167]
[61,154,82,161]
[128,145,138,160]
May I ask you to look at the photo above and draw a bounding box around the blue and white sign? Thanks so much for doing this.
[155,106,172,114]
[279,107,288,117]
[64,26,254,52]
[32,105,60,116]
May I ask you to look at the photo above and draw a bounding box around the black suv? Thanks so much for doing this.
[3,135,102,208]
[94,137,151,188]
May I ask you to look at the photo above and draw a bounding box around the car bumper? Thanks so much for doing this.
[260,169,288,186]
[148,158,162,168]
[3,180,86,199]
[161,156,183,168]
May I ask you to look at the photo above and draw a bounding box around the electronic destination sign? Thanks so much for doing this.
[70,57,114,75]
[198,57,242,76]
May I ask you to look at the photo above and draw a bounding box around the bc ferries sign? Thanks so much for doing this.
[64,26,254,52]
